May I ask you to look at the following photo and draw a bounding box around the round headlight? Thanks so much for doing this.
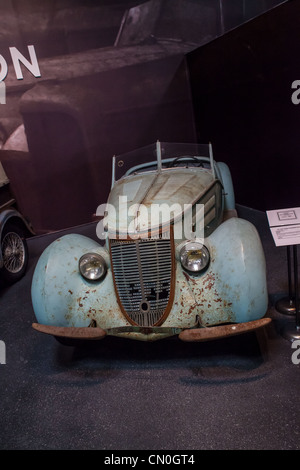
[180,242,210,273]
[79,253,107,281]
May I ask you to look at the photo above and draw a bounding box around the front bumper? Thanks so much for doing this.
[32,317,271,342]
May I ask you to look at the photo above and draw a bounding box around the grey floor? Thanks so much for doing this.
[0,205,299,450]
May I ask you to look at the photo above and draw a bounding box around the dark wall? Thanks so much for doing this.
[187,0,299,211]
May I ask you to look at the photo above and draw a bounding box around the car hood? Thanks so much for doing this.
[106,168,215,236]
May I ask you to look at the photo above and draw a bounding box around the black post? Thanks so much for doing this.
[287,245,292,300]
[293,245,300,329]
[282,245,300,341]
[275,245,296,315]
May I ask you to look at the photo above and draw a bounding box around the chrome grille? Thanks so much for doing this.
[110,238,172,327]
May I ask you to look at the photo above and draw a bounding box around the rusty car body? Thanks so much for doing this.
[32,142,270,343]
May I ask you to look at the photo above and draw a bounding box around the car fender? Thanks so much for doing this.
[31,234,127,329]
[216,161,235,211]
[184,217,268,326]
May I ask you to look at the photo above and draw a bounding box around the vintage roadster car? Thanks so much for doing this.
[32,142,270,343]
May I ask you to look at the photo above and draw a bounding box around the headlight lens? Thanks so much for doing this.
[79,253,107,281]
[180,242,210,273]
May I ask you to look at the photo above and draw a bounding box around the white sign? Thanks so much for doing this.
[267,207,300,247]
[0,340,6,364]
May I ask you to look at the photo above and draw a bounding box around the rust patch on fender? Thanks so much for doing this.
[202,273,216,290]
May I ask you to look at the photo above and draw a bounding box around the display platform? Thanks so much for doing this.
[0,205,299,450]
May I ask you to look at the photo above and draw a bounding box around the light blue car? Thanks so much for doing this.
[32,142,270,344]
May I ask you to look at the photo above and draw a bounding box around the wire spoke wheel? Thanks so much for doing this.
[1,223,28,284]
[2,231,26,273]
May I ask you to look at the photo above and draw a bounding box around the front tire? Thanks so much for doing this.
[1,223,28,284]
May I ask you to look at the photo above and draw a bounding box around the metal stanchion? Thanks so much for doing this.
[282,245,300,342]
[275,246,297,315]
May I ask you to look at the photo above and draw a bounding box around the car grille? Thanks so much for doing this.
[110,237,173,327]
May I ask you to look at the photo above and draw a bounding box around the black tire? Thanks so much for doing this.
[0,222,28,284]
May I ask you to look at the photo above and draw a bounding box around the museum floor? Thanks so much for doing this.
[0,205,299,451]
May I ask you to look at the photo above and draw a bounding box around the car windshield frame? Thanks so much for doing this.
[111,141,216,187]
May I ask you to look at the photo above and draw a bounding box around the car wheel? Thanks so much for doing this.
[1,223,28,284]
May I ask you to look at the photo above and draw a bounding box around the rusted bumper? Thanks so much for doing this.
[32,317,271,342]
[32,322,107,340]
[179,317,272,342]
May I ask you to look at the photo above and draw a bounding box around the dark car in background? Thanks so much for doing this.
[0,159,32,284]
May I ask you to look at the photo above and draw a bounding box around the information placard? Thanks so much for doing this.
[266,207,300,247]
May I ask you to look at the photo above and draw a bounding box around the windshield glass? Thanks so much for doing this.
[112,142,214,184]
